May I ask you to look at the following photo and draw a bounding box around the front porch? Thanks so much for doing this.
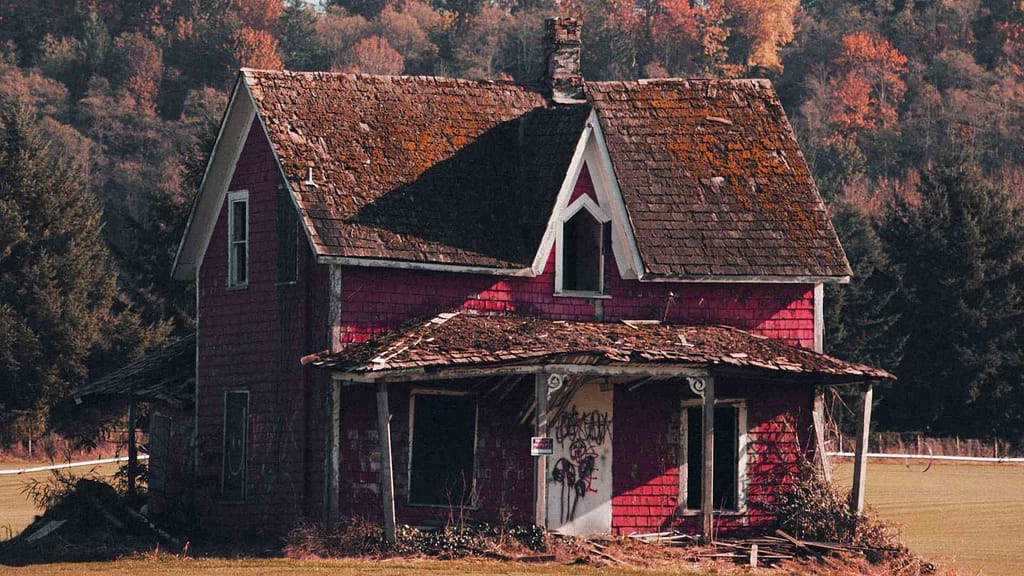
[306,313,892,543]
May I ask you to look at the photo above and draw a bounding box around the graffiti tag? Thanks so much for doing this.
[550,405,611,523]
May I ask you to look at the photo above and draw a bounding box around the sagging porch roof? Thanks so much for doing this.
[307,312,893,383]
[73,334,196,408]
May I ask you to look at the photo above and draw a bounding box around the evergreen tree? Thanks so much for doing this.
[877,152,1024,440]
[825,199,904,371]
[0,101,161,440]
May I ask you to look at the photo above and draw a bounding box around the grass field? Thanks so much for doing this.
[0,557,747,576]
[834,459,1024,576]
[3,459,1023,575]
[0,462,121,540]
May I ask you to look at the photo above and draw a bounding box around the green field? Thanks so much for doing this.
[834,459,1024,576]
[0,462,121,540]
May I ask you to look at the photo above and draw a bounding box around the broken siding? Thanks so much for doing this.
[196,122,328,532]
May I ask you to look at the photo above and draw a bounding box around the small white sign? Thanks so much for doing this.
[531,436,554,456]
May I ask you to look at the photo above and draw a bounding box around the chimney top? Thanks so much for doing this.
[544,17,584,103]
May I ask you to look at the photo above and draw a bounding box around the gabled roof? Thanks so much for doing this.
[589,80,850,279]
[174,70,851,282]
[246,70,589,269]
[307,312,892,383]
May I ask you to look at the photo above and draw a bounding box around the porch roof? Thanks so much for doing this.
[308,312,893,383]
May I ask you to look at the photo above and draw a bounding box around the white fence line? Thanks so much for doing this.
[827,451,1024,464]
[0,455,150,475]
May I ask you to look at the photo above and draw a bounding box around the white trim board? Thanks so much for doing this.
[678,398,748,516]
[173,76,255,281]
[531,110,644,281]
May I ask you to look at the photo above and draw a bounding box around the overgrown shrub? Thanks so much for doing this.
[771,460,896,550]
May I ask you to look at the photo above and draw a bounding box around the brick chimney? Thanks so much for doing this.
[544,17,584,103]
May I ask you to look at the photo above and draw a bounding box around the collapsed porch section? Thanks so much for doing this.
[306,312,893,542]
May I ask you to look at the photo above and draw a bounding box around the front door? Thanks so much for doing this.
[546,380,613,535]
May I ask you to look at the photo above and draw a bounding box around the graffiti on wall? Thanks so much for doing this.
[550,404,611,522]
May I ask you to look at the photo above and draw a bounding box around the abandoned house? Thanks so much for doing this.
[166,18,894,540]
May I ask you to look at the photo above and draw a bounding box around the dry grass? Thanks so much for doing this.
[834,459,1024,576]
[0,556,753,575]
[0,462,121,540]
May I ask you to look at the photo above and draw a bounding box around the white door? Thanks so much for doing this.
[546,381,613,535]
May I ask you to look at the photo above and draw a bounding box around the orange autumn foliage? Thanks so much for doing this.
[829,31,908,138]
[229,26,283,70]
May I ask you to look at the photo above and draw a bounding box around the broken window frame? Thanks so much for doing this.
[678,398,748,515]
[227,190,249,288]
[221,389,249,502]
[406,388,479,508]
[555,195,611,297]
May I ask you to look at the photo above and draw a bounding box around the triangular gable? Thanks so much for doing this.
[531,109,645,280]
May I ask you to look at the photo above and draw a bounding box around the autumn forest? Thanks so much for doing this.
[0,0,1023,445]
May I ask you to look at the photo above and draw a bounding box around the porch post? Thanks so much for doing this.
[850,381,874,515]
[376,381,397,545]
[534,373,549,528]
[812,386,833,483]
[325,379,341,526]
[701,375,715,541]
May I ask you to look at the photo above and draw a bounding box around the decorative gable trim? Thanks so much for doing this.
[531,109,645,280]
[172,76,256,281]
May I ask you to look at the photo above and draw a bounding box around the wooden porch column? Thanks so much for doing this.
[325,379,341,526]
[850,382,874,515]
[812,386,833,483]
[376,381,397,545]
[533,374,549,528]
[701,375,715,541]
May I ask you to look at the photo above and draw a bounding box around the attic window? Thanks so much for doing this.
[227,190,249,288]
[557,197,611,296]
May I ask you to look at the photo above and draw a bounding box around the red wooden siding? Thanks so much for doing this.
[611,379,813,535]
[195,122,329,532]
[334,169,814,347]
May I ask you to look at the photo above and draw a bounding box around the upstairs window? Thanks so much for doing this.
[557,198,610,295]
[227,190,248,288]
[277,188,298,284]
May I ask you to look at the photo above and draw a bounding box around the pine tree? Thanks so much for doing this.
[0,101,127,438]
[877,153,1024,440]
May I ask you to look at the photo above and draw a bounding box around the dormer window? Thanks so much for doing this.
[556,196,611,296]
[227,190,249,288]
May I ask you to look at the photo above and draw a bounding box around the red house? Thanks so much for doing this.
[171,18,892,541]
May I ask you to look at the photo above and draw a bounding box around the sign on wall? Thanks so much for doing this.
[531,437,554,456]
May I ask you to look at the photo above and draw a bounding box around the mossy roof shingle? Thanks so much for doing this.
[242,70,850,278]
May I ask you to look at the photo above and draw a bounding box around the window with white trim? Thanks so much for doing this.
[557,196,610,295]
[227,190,249,288]
[222,390,249,502]
[680,400,747,512]
[408,390,477,507]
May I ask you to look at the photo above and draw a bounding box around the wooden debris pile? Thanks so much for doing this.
[628,529,871,567]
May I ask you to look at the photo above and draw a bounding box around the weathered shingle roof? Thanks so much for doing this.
[310,312,892,382]
[588,79,850,278]
[244,70,589,268]
[243,70,849,278]
[73,334,195,408]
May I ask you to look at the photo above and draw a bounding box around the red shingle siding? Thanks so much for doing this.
[334,170,814,348]
[195,122,327,533]
[611,380,813,535]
